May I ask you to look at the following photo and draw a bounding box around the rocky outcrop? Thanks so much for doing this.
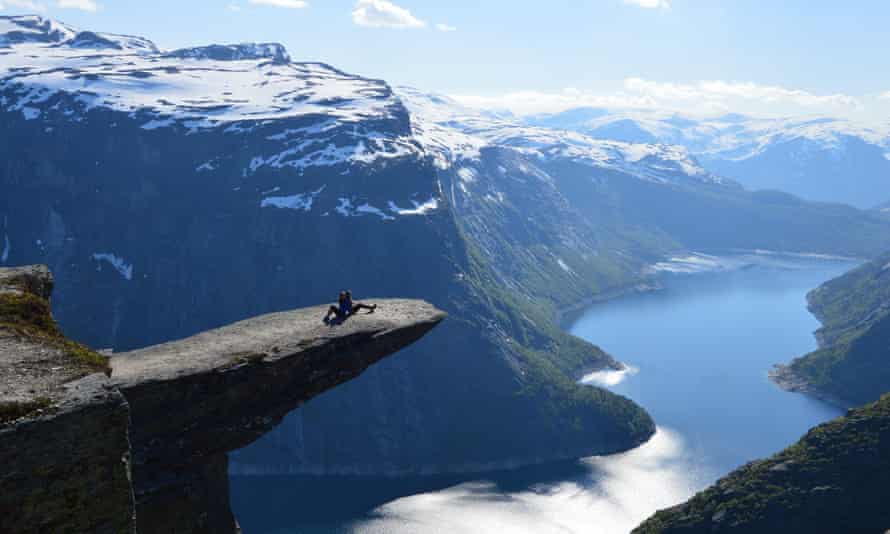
[0,265,445,533]
[110,299,445,533]
[1,266,132,534]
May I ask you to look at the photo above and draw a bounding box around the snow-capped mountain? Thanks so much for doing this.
[525,107,890,208]
[398,87,724,186]
[3,16,890,482]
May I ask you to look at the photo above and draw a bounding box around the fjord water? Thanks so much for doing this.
[231,257,854,533]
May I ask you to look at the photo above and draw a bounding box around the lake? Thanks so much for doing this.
[230,255,855,533]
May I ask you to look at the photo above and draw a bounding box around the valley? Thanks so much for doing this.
[2,11,890,534]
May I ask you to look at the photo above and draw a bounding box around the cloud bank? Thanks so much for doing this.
[452,78,867,118]
[352,0,425,29]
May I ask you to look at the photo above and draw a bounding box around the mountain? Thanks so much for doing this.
[3,15,890,476]
[633,392,890,533]
[526,108,890,209]
[0,15,655,475]
[772,250,890,406]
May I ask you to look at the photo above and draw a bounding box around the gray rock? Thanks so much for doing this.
[1,265,445,533]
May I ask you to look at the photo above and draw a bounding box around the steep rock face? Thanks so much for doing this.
[0,266,133,534]
[633,393,890,534]
[1,264,447,533]
[111,299,445,533]
[772,250,890,405]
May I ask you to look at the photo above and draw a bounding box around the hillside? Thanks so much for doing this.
[633,393,890,533]
[773,250,890,405]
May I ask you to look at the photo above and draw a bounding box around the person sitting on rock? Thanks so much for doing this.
[323,290,376,323]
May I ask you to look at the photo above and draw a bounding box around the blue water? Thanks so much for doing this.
[231,257,854,534]
[570,261,849,475]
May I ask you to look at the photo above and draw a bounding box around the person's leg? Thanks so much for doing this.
[352,302,377,313]
[324,305,339,321]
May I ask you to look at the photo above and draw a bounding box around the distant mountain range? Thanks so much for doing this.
[525,108,890,209]
[3,15,890,476]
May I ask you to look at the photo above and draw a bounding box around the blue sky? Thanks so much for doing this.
[2,0,888,119]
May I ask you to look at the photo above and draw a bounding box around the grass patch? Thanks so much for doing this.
[0,292,110,375]
[0,397,53,424]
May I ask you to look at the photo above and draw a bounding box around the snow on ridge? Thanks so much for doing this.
[0,15,155,52]
[165,43,290,63]
[396,86,719,184]
[91,252,133,280]
[1,17,405,139]
[1,18,421,172]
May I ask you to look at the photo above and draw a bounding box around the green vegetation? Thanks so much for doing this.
[0,291,110,375]
[784,250,890,405]
[456,222,656,449]
[633,393,890,533]
[0,397,53,424]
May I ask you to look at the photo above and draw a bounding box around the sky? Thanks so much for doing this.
[2,0,889,120]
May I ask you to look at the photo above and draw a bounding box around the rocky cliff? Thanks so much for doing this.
[0,265,445,533]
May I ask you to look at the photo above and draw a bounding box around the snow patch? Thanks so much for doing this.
[356,203,395,221]
[21,106,40,120]
[336,197,354,216]
[91,252,133,280]
[457,167,477,183]
[196,161,217,172]
[261,186,325,211]
[649,254,725,274]
[387,197,438,216]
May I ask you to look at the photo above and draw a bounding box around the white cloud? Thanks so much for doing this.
[878,91,890,100]
[56,0,98,11]
[227,2,241,10]
[625,77,861,108]
[436,23,457,32]
[248,0,307,8]
[0,0,47,11]
[352,0,425,29]
[623,0,670,8]
[451,88,657,116]
[451,79,863,118]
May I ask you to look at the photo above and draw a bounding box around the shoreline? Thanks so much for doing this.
[768,364,854,410]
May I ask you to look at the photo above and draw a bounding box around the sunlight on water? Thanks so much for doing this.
[351,428,708,534]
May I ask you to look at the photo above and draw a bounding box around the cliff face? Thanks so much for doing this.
[0,265,445,533]
[1,265,132,534]
[633,393,890,534]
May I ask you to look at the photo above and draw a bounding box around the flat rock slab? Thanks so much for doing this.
[111,299,445,387]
